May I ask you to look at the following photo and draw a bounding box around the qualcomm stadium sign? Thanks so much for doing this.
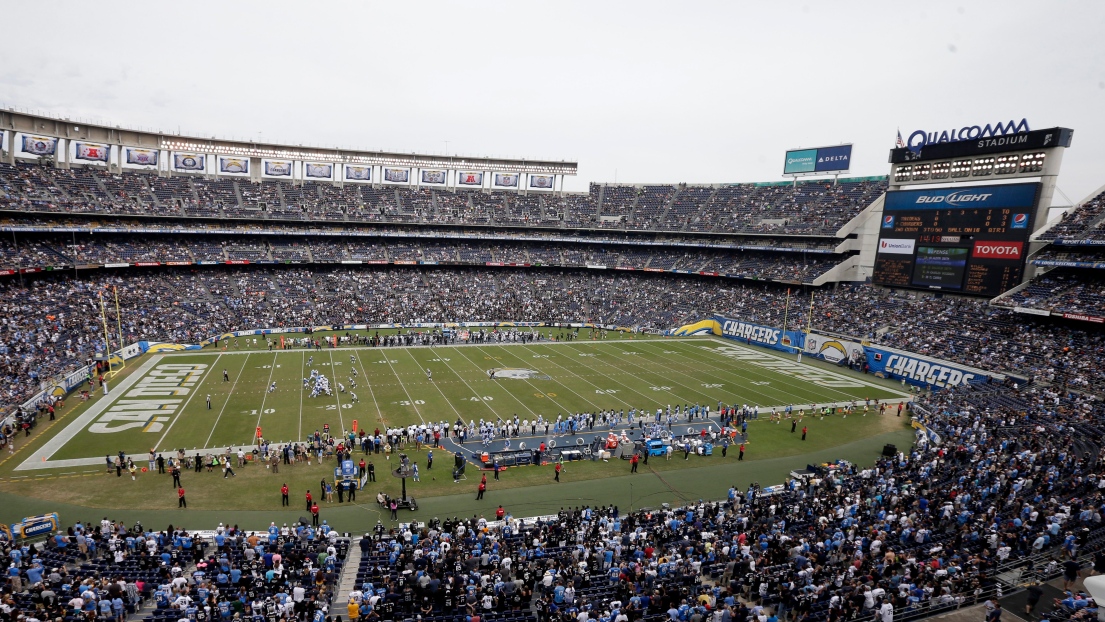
[907,119,1030,151]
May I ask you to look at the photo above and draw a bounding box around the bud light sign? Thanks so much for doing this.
[884,183,1039,211]
[783,144,852,175]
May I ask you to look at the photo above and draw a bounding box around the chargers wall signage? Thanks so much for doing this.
[907,119,1030,151]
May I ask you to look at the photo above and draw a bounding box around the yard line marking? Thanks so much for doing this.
[660,338,910,401]
[490,344,607,410]
[525,343,653,407]
[532,343,696,406]
[402,349,465,420]
[201,353,249,449]
[156,353,224,451]
[351,353,386,428]
[326,350,346,433]
[472,345,588,414]
[649,339,855,403]
[248,352,279,446]
[298,351,305,441]
[450,346,539,420]
[381,350,425,423]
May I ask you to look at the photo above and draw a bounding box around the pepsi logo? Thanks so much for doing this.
[1011,213,1029,229]
[882,215,895,229]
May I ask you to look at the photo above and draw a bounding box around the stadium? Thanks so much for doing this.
[2,4,1105,622]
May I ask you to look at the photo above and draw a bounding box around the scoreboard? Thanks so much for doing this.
[872,182,1039,296]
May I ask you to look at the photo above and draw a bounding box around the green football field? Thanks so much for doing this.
[0,331,920,520]
[20,333,910,468]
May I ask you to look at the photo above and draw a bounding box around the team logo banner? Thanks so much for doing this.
[305,162,333,179]
[173,153,206,171]
[383,167,410,183]
[457,171,483,186]
[74,142,110,163]
[125,147,159,166]
[493,173,519,188]
[529,175,555,189]
[219,157,249,175]
[421,169,446,185]
[804,334,865,365]
[20,135,58,156]
[263,160,293,177]
[344,165,371,181]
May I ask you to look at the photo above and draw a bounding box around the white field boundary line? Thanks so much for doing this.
[653,339,898,405]
[625,340,835,406]
[16,355,164,471]
[697,336,914,397]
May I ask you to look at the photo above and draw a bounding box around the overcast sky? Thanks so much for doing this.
[3,1,1104,203]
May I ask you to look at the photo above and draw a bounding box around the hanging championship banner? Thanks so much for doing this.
[528,174,554,190]
[173,153,207,172]
[218,156,250,175]
[457,171,483,186]
[304,162,334,180]
[124,147,159,167]
[73,141,110,163]
[383,167,410,183]
[18,134,59,157]
[493,173,519,188]
[262,159,293,178]
[420,169,447,185]
[344,164,371,182]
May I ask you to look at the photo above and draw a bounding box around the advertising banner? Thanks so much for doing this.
[73,141,110,163]
[262,159,293,178]
[304,162,333,180]
[457,171,483,186]
[173,153,207,172]
[124,147,159,167]
[218,156,250,176]
[783,149,816,174]
[783,145,852,175]
[813,144,852,172]
[344,164,371,182]
[883,183,1040,211]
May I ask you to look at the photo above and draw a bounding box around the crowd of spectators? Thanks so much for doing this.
[4,266,1105,414]
[340,373,1105,622]
[0,518,347,622]
[0,162,889,234]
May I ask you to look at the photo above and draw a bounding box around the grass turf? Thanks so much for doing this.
[0,331,915,524]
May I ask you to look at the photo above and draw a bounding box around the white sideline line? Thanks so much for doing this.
[16,355,164,471]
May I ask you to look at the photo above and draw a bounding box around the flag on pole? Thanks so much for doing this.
[895,129,905,149]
